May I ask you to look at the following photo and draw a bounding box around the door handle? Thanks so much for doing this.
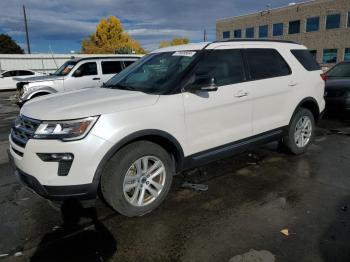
[93,77,100,80]
[234,91,249,98]
[288,81,298,86]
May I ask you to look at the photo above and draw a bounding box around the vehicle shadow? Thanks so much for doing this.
[30,199,116,262]
[319,195,350,262]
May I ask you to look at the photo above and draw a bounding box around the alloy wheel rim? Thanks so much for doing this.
[123,156,166,207]
[294,115,312,148]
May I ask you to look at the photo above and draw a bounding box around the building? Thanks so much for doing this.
[216,0,350,65]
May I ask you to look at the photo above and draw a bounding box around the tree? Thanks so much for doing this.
[0,34,24,54]
[81,16,145,54]
[159,37,189,48]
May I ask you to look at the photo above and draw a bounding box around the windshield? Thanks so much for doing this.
[104,51,198,94]
[53,61,77,76]
[327,63,350,78]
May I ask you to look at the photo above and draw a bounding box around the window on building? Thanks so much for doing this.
[273,23,284,36]
[101,61,123,74]
[245,27,254,38]
[190,50,245,86]
[326,14,341,30]
[234,29,242,38]
[245,49,291,80]
[259,25,268,38]
[348,11,350,27]
[289,20,301,34]
[222,31,230,39]
[291,50,320,71]
[323,49,338,63]
[345,48,350,61]
[306,17,320,32]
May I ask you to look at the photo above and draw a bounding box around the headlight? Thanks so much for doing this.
[34,116,99,141]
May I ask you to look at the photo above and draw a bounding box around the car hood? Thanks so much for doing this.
[21,88,160,120]
[325,79,350,91]
[14,74,64,82]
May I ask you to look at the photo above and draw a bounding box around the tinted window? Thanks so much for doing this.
[259,25,268,38]
[2,71,16,77]
[348,12,350,27]
[234,29,242,38]
[289,20,300,34]
[323,49,337,63]
[306,17,320,32]
[273,23,283,36]
[310,50,317,59]
[18,70,34,76]
[326,14,341,29]
[291,50,321,71]
[245,27,254,38]
[191,50,245,86]
[345,48,350,62]
[101,61,123,74]
[75,62,97,76]
[222,31,230,39]
[327,63,350,78]
[245,49,291,80]
[124,60,136,68]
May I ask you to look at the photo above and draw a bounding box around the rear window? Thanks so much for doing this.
[291,49,320,71]
[245,49,291,80]
[101,61,123,74]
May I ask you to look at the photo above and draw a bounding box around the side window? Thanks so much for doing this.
[74,62,97,77]
[291,49,320,71]
[101,61,123,74]
[18,70,34,76]
[245,49,291,80]
[2,71,12,77]
[191,49,245,86]
[123,60,136,68]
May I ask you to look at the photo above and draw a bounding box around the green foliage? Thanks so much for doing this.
[0,34,24,54]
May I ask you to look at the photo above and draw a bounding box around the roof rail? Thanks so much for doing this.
[214,39,299,44]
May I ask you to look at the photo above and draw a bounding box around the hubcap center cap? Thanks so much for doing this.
[140,177,147,184]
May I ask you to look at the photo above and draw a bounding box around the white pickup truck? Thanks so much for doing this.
[16,55,141,106]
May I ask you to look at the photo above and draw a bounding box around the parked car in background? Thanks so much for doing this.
[0,70,43,91]
[16,55,141,106]
[324,61,350,112]
[9,40,325,217]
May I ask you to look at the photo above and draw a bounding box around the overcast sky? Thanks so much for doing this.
[0,0,304,53]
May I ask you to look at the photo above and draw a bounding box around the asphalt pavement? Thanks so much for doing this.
[0,91,350,262]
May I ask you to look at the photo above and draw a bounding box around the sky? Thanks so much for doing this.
[0,0,305,54]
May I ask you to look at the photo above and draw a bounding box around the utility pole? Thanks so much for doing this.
[23,5,31,54]
[203,29,207,42]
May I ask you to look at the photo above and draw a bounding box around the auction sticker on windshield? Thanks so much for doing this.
[172,51,196,57]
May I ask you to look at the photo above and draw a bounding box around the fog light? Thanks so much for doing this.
[37,153,74,176]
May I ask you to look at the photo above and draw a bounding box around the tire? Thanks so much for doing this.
[282,108,315,155]
[101,141,174,217]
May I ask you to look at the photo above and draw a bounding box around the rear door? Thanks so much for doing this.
[100,59,124,83]
[183,48,253,155]
[244,48,293,135]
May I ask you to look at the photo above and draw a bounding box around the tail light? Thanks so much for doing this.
[320,73,327,81]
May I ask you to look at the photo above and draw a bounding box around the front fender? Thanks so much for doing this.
[20,86,57,101]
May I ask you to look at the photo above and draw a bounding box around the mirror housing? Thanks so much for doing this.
[188,75,218,92]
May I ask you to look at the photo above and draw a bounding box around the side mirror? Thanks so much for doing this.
[73,69,82,77]
[188,75,218,92]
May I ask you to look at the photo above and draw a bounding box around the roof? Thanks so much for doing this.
[69,55,142,63]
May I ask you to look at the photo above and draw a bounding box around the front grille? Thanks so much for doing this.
[11,115,41,148]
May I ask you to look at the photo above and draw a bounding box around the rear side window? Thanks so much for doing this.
[191,49,245,86]
[101,61,123,74]
[291,49,320,71]
[18,70,34,76]
[245,49,291,80]
[123,60,136,68]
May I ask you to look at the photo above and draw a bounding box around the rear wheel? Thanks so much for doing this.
[283,108,315,155]
[101,141,173,217]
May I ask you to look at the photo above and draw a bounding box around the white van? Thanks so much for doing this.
[16,55,141,105]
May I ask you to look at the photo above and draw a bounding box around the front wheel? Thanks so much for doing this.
[283,108,315,155]
[101,141,173,217]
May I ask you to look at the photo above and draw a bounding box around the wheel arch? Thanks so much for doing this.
[92,129,185,188]
[24,86,57,100]
[292,97,320,123]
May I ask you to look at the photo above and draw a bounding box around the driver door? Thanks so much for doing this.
[182,48,253,156]
[66,61,101,91]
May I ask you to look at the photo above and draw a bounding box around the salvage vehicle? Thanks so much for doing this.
[323,61,350,112]
[0,70,43,91]
[9,40,325,217]
[16,55,141,106]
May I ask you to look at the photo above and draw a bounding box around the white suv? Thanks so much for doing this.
[9,40,325,217]
[16,55,141,106]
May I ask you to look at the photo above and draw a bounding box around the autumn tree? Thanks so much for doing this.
[159,37,189,48]
[0,34,24,54]
[81,16,145,54]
